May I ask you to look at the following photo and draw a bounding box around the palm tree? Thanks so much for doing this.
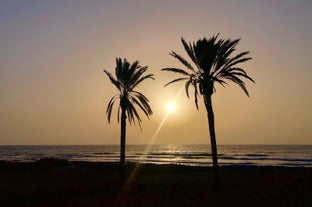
[162,34,254,185]
[104,58,154,165]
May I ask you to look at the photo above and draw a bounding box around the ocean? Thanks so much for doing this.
[0,145,311,167]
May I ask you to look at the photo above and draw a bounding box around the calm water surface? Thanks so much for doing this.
[0,145,311,167]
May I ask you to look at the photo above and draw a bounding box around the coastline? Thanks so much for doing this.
[1,160,311,207]
[1,145,311,167]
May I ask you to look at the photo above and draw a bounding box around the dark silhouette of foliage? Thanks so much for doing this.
[104,58,154,166]
[162,34,254,185]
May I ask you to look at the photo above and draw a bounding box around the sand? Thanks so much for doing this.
[0,160,311,207]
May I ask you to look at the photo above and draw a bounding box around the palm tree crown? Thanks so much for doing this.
[162,34,255,108]
[104,58,154,128]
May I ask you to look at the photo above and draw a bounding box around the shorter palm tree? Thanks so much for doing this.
[104,58,154,165]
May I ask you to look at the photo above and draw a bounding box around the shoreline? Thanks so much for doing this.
[1,160,312,206]
[1,145,311,168]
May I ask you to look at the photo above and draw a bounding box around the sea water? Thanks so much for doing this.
[0,145,311,167]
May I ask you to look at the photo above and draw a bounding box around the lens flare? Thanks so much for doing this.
[115,85,184,206]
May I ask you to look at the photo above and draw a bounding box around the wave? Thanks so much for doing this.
[244,154,269,157]
[221,156,268,161]
[274,157,312,163]
[1,145,311,167]
[92,152,115,155]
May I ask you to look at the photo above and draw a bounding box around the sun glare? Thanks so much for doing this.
[167,103,175,113]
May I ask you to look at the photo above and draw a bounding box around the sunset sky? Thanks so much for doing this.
[1,0,311,145]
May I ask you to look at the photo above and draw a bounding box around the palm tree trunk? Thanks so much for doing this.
[120,107,126,186]
[120,108,126,165]
[204,94,220,186]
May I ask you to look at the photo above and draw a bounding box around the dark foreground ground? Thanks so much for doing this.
[0,160,311,207]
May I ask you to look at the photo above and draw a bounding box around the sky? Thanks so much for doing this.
[0,0,311,145]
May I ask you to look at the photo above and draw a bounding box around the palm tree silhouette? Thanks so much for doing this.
[104,58,154,165]
[162,34,254,185]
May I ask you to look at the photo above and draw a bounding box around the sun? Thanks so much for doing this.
[167,103,175,113]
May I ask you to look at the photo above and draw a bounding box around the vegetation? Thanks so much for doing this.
[104,58,154,165]
[162,34,254,185]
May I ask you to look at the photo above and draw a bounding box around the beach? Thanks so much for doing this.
[0,160,311,207]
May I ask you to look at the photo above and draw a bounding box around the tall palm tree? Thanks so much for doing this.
[162,34,254,185]
[104,58,154,165]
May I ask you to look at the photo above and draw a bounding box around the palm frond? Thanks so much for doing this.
[213,77,228,88]
[224,52,251,69]
[131,94,152,118]
[214,38,239,71]
[104,70,121,91]
[170,51,195,71]
[106,95,119,123]
[117,104,120,123]
[132,91,153,115]
[185,79,192,98]
[115,58,124,83]
[131,66,147,82]
[221,74,251,96]
[131,97,148,117]
[181,38,198,67]
[193,81,200,109]
[226,68,255,83]
[126,102,142,129]
[217,67,255,83]
[129,60,140,77]
[161,68,190,76]
[128,61,143,85]
[132,73,154,90]
[164,77,189,87]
